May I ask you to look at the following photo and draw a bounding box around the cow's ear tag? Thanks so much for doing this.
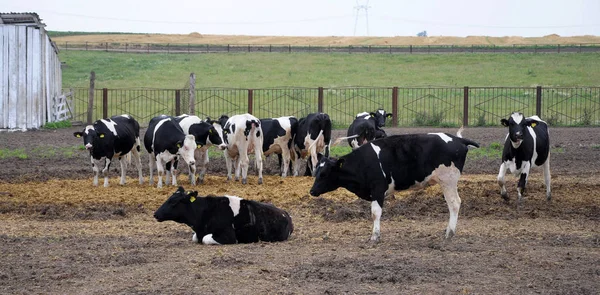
[177,143,181,148]
[76,134,81,138]
[189,196,196,203]
[209,129,213,134]
[99,134,105,138]
[338,162,343,168]
[370,114,374,117]
[531,122,537,127]
[197,144,202,149]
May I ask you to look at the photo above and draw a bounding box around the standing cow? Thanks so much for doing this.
[219,114,264,184]
[294,113,332,176]
[497,112,551,203]
[73,114,143,187]
[144,115,196,188]
[154,186,294,245]
[310,129,479,242]
[346,109,393,149]
[175,114,227,184]
[260,116,298,177]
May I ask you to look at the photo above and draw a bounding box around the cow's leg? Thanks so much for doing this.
[192,232,199,243]
[240,152,250,184]
[156,158,165,188]
[101,158,112,187]
[370,199,383,243]
[170,160,179,186]
[131,145,144,184]
[148,153,155,186]
[517,162,531,203]
[310,150,318,177]
[198,149,209,184]
[224,151,233,181]
[292,150,301,177]
[118,156,127,185]
[435,164,462,239]
[497,162,510,202]
[543,159,552,201]
[91,156,101,186]
[254,145,263,184]
[281,147,291,178]
[207,228,237,245]
[188,161,196,186]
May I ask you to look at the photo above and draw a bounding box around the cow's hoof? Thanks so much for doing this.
[258,178,263,185]
[445,229,455,240]
[501,192,509,203]
[546,192,552,201]
[242,178,247,184]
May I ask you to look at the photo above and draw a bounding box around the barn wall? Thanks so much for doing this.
[0,24,62,130]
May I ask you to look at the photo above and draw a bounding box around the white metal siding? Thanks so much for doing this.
[0,24,62,130]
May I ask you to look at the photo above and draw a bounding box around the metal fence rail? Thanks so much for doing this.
[56,42,600,55]
[66,86,600,128]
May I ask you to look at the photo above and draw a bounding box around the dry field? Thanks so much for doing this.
[0,126,599,294]
[52,33,600,46]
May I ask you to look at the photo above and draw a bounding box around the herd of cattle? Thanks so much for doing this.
[74,110,551,245]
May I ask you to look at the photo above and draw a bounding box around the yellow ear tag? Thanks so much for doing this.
[339,162,343,168]
[177,144,181,148]
[209,129,213,134]
[76,134,81,138]
[197,144,202,149]
[370,114,374,117]
[99,134,105,138]
[531,122,537,127]
[189,196,196,203]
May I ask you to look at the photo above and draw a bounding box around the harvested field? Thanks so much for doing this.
[0,126,599,294]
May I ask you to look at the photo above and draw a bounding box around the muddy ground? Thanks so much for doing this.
[0,127,599,294]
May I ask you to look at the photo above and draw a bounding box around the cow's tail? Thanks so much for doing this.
[456,126,480,148]
[125,152,132,164]
[307,130,324,151]
[332,134,358,146]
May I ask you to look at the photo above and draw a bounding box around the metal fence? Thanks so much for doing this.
[56,42,600,55]
[65,86,600,128]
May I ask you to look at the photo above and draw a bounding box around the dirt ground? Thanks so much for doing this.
[51,33,600,46]
[0,126,599,294]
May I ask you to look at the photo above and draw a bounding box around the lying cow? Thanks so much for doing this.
[144,115,196,188]
[498,112,551,203]
[175,114,227,184]
[218,114,264,184]
[154,186,294,245]
[73,114,143,187]
[310,129,479,242]
[260,116,298,177]
[294,113,332,176]
[346,109,393,149]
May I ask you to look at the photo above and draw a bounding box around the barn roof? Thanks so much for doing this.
[0,12,45,26]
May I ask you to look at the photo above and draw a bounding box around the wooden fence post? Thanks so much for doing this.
[318,87,324,113]
[463,86,469,127]
[175,90,181,116]
[248,89,253,114]
[87,71,95,124]
[189,73,196,114]
[392,87,398,127]
[536,86,542,117]
[102,88,108,119]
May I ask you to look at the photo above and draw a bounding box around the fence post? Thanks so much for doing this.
[105,42,108,52]
[463,86,469,127]
[87,71,95,124]
[189,73,196,114]
[557,44,561,53]
[392,87,398,127]
[66,41,68,51]
[410,45,412,54]
[147,43,150,54]
[102,88,108,119]
[228,44,230,52]
[248,89,253,114]
[536,86,542,117]
[85,42,87,51]
[289,45,291,53]
[175,90,181,116]
[318,87,324,113]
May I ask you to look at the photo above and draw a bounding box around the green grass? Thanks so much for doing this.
[59,51,600,89]
[467,141,566,161]
[43,120,72,129]
[1,146,83,160]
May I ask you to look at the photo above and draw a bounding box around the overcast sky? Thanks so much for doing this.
[2,0,599,37]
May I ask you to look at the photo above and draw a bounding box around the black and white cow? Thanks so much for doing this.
[293,113,332,176]
[219,114,264,184]
[498,112,551,203]
[310,129,479,242]
[260,116,298,177]
[345,109,393,149]
[144,115,196,188]
[154,186,294,245]
[175,114,227,185]
[73,114,143,187]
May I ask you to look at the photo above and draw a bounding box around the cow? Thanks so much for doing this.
[218,114,264,184]
[143,115,196,188]
[497,112,551,203]
[309,129,479,242]
[293,113,332,176]
[175,114,227,185]
[260,116,298,177]
[73,114,143,187]
[345,109,393,149]
[154,186,294,245]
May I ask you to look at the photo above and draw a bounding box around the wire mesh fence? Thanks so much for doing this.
[66,86,600,128]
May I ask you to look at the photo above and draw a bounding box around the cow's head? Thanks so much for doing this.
[177,135,197,166]
[309,155,343,197]
[370,109,393,128]
[501,112,539,148]
[207,125,227,150]
[73,125,105,151]
[154,186,198,225]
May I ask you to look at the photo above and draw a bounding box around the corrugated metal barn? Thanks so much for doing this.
[1,12,64,130]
